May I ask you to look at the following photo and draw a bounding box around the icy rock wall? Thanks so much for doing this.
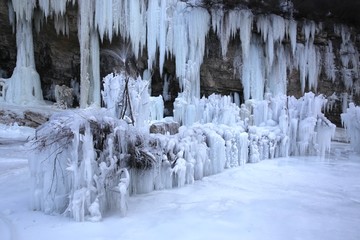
[2,0,360,111]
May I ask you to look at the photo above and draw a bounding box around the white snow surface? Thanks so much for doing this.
[0,134,359,240]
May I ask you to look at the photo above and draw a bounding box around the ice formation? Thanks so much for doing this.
[30,108,132,220]
[341,103,360,152]
[2,0,358,111]
[1,0,43,104]
[324,40,336,82]
[31,71,336,221]
[16,0,353,222]
[102,72,164,127]
[335,25,360,91]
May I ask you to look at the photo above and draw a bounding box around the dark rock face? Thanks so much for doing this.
[0,1,16,79]
[213,0,360,26]
[0,1,359,126]
[201,31,243,98]
[150,121,180,135]
[33,5,81,102]
[0,109,49,128]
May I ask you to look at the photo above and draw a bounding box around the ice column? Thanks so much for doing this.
[336,25,359,91]
[171,3,210,100]
[90,30,101,106]
[341,103,360,153]
[296,21,321,93]
[241,38,265,100]
[4,0,43,104]
[211,9,253,59]
[78,1,101,107]
[324,40,336,82]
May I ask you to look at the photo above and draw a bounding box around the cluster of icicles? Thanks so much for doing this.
[30,72,336,221]
[1,0,359,107]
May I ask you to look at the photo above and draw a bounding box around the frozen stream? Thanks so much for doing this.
[0,141,359,240]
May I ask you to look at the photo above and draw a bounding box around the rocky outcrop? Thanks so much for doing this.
[150,121,180,135]
[0,109,49,128]
[0,1,16,79]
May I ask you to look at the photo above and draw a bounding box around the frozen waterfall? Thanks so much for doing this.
[1,0,358,108]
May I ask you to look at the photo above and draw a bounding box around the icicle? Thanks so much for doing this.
[90,30,101,106]
[306,43,321,91]
[256,14,285,68]
[50,0,69,16]
[95,0,114,42]
[3,1,43,104]
[338,25,359,91]
[211,9,252,59]
[302,20,316,43]
[288,20,297,55]
[324,40,336,82]
[341,103,360,152]
[211,8,227,57]
[146,0,160,71]
[38,0,50,17]
[128,0,147,58]
[8,1,15,32]
[341,93,349,113]
[295,40,321,93]
[169,3,210,100]
[54,14,69,36]
[239,10,253,59]
[78,0,93,108]
[162,74,171,101]
[11,0,36,22]
[233,92,240,106]
[158,0,167,75]
[267,44,288,96]
[149,96,164,121]
[241,37,265,100]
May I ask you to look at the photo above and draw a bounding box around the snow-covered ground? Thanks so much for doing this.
[0,127,359,240]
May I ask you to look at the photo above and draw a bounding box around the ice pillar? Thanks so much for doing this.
[4,0,43,104]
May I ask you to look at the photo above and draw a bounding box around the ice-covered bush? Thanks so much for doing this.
[30,109,132,221]
[102,72,164,127]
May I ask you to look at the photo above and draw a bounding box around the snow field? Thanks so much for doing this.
[0,139,359,240]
